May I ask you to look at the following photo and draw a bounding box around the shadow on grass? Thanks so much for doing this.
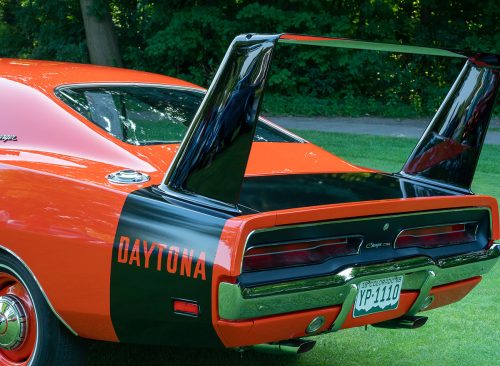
[86,336,382,366]
[87,342,301,366]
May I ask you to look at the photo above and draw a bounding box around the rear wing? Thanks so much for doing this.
[160,33,500,211]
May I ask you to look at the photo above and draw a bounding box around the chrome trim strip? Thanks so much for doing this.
[0,245,78,336]
[54,82,205,94]
[398,171,471,194]
[407,270,436,315]
[245,246,497,298]
[330,284,357,332]
[257,117,307,143]
[220,245,499,320]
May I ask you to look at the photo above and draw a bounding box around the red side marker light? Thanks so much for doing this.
[173,300,199,316]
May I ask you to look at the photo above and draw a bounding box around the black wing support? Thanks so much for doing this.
[401,62,500,192]
[160,34,280,211]
[161,32,500,211]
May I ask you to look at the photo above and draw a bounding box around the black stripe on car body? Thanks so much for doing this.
[110,187,230,346]
[109,172,482,345]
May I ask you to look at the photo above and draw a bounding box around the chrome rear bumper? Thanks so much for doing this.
[219,244,499,322]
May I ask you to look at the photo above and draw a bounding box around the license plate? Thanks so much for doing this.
[353,276,403,317]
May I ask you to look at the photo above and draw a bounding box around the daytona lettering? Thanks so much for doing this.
[117,235,206,280]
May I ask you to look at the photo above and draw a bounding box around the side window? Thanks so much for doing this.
[57,86,199,145]
[56,85,301,145]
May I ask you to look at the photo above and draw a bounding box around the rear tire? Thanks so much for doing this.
[0,252,87,366]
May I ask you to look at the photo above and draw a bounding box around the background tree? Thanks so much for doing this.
[80,0,122,66]
[0,0,498,117]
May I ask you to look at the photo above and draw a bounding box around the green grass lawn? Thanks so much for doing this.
[87,131,499,366]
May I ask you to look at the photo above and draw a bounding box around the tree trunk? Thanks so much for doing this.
[80,0,123,66]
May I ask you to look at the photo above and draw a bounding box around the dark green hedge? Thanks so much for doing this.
[1,0,498,117]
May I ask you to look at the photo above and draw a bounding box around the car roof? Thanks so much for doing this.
[0,58,202,91]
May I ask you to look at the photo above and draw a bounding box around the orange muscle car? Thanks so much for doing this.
[0,34,499,365]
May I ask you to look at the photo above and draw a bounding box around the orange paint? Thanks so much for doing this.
[142,241,155,269]
[0,164,123,341]
[280,34,345,42]
[216,306,342,348]
[226,195,498,279]
[180,249,194,277]
[117,236,130,263]
[167,246,180,274]
[215,291,416,348]
[193,252,207,280]
[115,236,206,280]
[246,142,370,176]
[425,277,482,311]
[128,239,141,266]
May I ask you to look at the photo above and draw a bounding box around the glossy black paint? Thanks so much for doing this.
[110,188,228,346]
[163,34,280,208]
[238,172,461,213]
[161,33,499,209]
[403,62,500,191]
[239,208,491,287]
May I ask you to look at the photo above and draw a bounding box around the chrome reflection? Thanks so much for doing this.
[107,169,150,184]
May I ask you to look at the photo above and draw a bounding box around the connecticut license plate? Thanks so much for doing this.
[353,276,404,317]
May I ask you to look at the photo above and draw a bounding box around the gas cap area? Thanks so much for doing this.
[107,169,150,184]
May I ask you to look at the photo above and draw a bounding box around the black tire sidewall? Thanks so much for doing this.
[0,252,83,366]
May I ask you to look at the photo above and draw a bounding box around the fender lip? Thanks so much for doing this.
[0,244,78,336]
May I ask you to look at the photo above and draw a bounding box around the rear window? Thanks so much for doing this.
[55,85,299,145]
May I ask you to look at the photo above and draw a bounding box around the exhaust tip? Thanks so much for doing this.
[250,338,316,355]
[410,315,428,329]
[296,340,316,354]
[372,315,429,329]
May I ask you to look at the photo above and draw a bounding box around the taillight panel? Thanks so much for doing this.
[242,236,363,272]
[395,222,478,249]
[239,209,491,280]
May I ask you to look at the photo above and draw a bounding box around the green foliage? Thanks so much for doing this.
[0,0,87,62]
[263,93,422,118]
[0,0,499,117]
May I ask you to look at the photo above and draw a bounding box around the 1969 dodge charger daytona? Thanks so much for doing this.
[1,33,499,365]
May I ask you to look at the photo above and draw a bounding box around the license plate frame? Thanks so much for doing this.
[353,275,404,318]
